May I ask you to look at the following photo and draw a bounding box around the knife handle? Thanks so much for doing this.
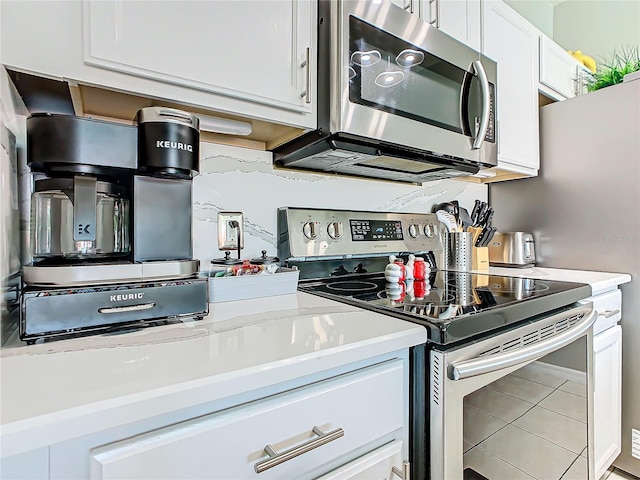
[471,200,481,222]
[483,208,494,227]
[475,202,488,226]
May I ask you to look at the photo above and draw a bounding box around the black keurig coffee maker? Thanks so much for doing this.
[21,107,208,342]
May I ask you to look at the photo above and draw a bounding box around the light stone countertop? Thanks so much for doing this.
[0,292,427,458]
[474,266,631,296]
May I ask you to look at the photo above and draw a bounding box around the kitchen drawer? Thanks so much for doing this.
[580,290,622,335]
[89,360,404,479]
[316,440,404,480]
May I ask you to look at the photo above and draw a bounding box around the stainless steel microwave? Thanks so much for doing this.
[273,0,498,184]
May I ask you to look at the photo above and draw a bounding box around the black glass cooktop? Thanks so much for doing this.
[298,271,591,345]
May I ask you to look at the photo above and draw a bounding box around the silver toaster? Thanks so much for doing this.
[488,232,536,267]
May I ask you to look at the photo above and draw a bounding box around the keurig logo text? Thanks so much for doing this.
[110,293,145,302]
[156,141,193,152]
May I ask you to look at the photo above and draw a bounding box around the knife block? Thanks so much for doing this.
[472,247,490,271]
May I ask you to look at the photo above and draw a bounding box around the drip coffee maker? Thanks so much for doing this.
[20,108,208,342]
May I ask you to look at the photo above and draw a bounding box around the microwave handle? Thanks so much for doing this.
[471,60,491,150]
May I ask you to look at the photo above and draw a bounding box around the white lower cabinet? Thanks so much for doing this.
[317,440,404,480]
[593,324,622,479]
[581,289,624,478]
[0,448,49,480]
[88,360,405,480]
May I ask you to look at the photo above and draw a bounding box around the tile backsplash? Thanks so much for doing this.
[193,143,487,268]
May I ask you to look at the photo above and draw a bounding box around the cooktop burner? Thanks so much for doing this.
[298,271,591,345]
[325,280,379,293]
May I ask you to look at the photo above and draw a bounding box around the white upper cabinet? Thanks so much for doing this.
[389,0,413,13]
[539,34,588,101]
[482,1,539,174]
[84,1,314,115]
[0,1,317,129]
[419,0,481,52]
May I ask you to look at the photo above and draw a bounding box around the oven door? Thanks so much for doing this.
[332,0,497,166]
[430,304,597,480]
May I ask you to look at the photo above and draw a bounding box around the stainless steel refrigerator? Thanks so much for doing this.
[490,77,640,476]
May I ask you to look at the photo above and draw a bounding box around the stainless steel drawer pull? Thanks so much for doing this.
[599,309,620,318]
[392,461,411,479]
[254,426,344,474]
[98,303,156,314]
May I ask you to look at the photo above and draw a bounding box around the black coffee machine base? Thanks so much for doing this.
[20,278,209,343]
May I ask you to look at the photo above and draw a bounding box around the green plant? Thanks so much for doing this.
[588,46,640,91]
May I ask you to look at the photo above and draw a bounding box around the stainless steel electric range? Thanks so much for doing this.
[278,207,596,480]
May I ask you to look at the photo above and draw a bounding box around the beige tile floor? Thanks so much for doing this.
[601,468,640,480]
[463,362,589,480]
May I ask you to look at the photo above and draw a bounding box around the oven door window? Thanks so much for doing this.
[348,15,488,139]
[462,336,590,480]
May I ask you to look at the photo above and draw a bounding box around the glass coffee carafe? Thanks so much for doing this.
[31,176,130,259]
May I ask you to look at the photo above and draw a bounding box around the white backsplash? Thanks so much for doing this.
[193,143,488,267]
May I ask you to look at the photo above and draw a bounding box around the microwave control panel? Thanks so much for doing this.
[485,83,496,143]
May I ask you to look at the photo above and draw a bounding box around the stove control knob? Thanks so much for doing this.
[424,223,437,238]
[303,221,319,240]
[408,224,420,238]
[327,222,343,239]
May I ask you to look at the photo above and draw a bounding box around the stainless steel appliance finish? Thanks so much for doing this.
[490,77,640,476]
[488,231,536,267]
[431,304,596,480]
[278,207,595,479]
[278,207,446,262]
[31,178,130,259]
[22,260,200,287]
[273,0,497,184]
[1,125,21,343]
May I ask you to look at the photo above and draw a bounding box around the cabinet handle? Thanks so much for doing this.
[599,309,620,318]
[392,461,411,479]
[300,47,312,104]
[254,426,344,474]
[573,66,582,96]
[428,0,439,27]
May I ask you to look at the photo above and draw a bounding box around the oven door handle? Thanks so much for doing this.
[450,309,597,381]
[471,60,491,150]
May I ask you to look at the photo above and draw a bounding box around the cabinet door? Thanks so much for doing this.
[419,0,481,52]
[593,325,622,479]
[89,361,404,480]
[84,1,315,114]
[316,440,404,479]
[539,34,581,100]
[389,0,413,13]
[482,1,539,173]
